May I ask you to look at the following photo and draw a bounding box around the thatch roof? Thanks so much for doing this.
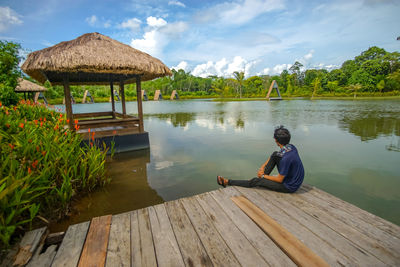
[21,32,172,85]
[14,78,47,92]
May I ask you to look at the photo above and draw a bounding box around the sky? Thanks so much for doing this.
[1,0,399,78]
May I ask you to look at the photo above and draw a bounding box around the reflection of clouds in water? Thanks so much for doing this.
[302,125,310,136]
[155,161,174,170]
[195,118,227,131]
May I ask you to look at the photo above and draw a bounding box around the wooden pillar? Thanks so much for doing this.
[110,80,115,118]
[62,76,74,130]
[136,76,144,133]
[120,80,126,117]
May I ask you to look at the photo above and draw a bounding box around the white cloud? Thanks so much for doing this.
[271,64,292,74]
[86,15,97,26]
[0,6,22,32]
[303,50,314,61]
[130,17,188,57]
[200,0,285,25]
[168,1,186,8]
[147,16,167,28]
[119,18,141,31]
[172,61,188,71]
[191,56,258,77]
[86,15,111,28]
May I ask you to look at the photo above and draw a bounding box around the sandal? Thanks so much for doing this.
[217,176,228,188]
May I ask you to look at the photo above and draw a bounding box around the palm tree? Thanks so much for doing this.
[233,71,245,98]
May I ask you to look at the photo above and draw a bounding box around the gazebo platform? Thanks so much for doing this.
[75,111,149,152]
[4,184,399,266]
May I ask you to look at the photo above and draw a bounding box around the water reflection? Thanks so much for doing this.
[339,111,400,141]
[50,149,163,232]
[145,112,196,128]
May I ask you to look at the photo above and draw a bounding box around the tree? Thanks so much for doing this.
[311,77,321,99]
[376,80,385,94]
[0,41,21,106]
[233,71,245,98]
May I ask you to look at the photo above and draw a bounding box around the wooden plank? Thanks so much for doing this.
[78,215,112,267]
[110,80,115,116]
[210,189,296,267]
[234,186,352,266]
[52,221,90,267]
[130,210,141,266]
[120,81,126,115]
[180,197,241,266]
[134,208,157,267]
[254,188,386,266]
[136,76,144,133]
[165,200,213,267]
[148,204,185,266]
[293,187,400,265]
[74,112,114,119]
[13,227,47,266]
[105,213,131,267]
[63,77,74,130]
[302,184,400,239]
[231,195,330,267]
[196,193,268,266]
[26,245,57,267]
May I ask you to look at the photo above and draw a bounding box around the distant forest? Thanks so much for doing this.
[4,43,400,101]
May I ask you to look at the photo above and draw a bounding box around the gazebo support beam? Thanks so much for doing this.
[136,76,144,133]
[110,79,116,118]
[62,76,74,130]
[120,80,126,117]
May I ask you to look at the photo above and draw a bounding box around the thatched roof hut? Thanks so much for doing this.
[14,78,47,92]
[21,32,172,85]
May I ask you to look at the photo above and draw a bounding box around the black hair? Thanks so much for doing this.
[274,125,291,145]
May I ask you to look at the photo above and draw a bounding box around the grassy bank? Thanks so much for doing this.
[0,100,111,248]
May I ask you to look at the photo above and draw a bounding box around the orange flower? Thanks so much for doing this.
[6,123,10,128]
[34,120,38,125]
[54,125,59,130]
[28,167,31,174]
[13,106,17,111]
[74,119,78,124]
[64,132,67,136]
[9,144,14,150]
[91,132,95,142]
[59,114,63,118]
[90,142,93,147]
[32,160,39,169]
[19,123,24,129]
[88,128,91,133]
[40,121,43,127]
[42,150,47,156]
[0,102,2,107]
[66,119,70,123]
[5,110,9,115]
[112,130,117,135]
[28,139,32,143]
[44,118,46,122]
[36,146,40,152]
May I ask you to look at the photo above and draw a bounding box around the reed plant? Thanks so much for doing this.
[0,100,110,248]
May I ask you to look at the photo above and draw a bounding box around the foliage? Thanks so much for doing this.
[0,100,110,248]
[0,41,21,106]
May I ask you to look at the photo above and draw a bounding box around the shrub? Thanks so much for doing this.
[0,100,110,248]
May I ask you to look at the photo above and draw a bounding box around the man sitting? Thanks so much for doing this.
[217,125,304,193]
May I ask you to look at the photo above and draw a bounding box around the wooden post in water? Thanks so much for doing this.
[120,80,126,117]
[110,79,116,118]
[63,76,74,130]
[136,76,144,133]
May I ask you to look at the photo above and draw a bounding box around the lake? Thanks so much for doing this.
[51,99,400,231]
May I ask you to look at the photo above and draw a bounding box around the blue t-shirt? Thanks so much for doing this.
[277,144,304,192]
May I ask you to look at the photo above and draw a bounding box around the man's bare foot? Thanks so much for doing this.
[217,176,228,187]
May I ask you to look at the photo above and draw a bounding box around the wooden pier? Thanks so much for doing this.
[3,184,400,266]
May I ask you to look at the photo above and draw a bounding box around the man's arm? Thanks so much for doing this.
[257,157,270,177]
[262,173,285,183]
